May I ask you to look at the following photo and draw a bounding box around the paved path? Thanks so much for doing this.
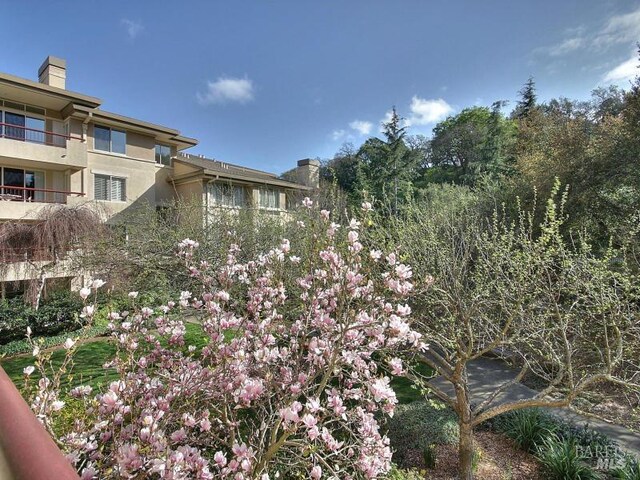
[429,357,640,456]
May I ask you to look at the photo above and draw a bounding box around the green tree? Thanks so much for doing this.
[357,107,419,210]
[512,76,537,119]
[425,106,514,185]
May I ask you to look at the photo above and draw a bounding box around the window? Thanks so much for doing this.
[0,166,45,201]
[209,183,245,207]
[94,174,126,201]
[94,125,126,154]
[155,144,172,166]
[259,188,280,209]
[1,111,45,143]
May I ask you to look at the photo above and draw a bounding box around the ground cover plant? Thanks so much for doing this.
[22,200,426,479]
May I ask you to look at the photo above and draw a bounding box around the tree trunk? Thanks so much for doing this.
[458,420,475,480]
[454,366,475,480]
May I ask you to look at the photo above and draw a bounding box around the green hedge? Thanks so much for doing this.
[0,291,85,345]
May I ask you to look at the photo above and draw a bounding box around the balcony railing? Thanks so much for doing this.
[0,123,81,147]
[0,185,84,204]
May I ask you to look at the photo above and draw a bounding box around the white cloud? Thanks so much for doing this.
[349,120,373,136]
[548,37,585,56]
[121,19,143,40]
[602,54,638,85]
[406,96,453,126]
[331,129,348,141]
[197,77,255,105]
[593,7,640,49]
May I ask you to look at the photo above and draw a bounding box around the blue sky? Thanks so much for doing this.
[1,0,639,173]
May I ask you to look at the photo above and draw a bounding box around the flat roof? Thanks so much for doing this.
[0,72,101,108]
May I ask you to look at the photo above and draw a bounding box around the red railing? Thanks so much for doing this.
[0,185,85,204]
[0,366,79,479]
[0,123,81,147]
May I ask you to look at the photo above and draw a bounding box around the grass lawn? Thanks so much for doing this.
[391,362,434,404]
[1,322,209,392]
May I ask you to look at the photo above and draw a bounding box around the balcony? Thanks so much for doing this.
[0,186,85,220]
[0,122,78,147]
[0,123,86,168]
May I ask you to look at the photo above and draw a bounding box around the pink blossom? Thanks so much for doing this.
[310,465,322,479]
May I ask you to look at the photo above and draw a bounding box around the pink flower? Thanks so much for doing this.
[214,451,227,467]
[79,287,91,300]
[310,465,322,479]
[361,202,373,212]
[23,366,35,376]
[170,428,187,442]
[302,197,313,208]
[388,358,404,375]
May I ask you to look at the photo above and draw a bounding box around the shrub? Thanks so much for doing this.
[422,445,437,469]
[387,400,458,467]
[537,436,601,480]
[495,408,558,452]
[384,465,425,480]
[554,421,617,454]
[0,291,85,345]
[612,458,640,480]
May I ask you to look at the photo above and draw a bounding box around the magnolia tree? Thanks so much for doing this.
[24,199,426,479]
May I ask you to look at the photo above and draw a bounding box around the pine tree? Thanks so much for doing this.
[512,76,537,119]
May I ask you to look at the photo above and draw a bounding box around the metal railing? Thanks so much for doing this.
[0,185,85,204]
[0,123,81,147]
[0,366,80,479]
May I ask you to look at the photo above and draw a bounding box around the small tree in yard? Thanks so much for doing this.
[25,200,425,479]
[0,204,103,308]
[372,184,640,480]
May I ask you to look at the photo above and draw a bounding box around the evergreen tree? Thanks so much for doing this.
[512,76,537,119]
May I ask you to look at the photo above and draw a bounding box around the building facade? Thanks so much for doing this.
[0,56,319,299]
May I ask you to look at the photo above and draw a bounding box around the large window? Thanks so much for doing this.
[94,174,126,201]
[94,125,126,154]
[155,144,171,166]
[0,166,45,201]
[1,111,46,144]
[209,183,245,207]
[259,188,280,209]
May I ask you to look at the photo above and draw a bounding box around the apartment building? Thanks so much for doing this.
[0,56,318,299]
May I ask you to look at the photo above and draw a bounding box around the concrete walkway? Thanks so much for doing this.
[429,357,640,456]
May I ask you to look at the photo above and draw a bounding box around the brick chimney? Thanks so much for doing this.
[38,56,66,89]
[295,159,320,189]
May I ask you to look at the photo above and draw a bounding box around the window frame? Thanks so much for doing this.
[94,173,126,202]
[209,182,245,208]
[155,144,172,166]
[0,165,46,201]
[94,125,127,155]
[258,188,280,210]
